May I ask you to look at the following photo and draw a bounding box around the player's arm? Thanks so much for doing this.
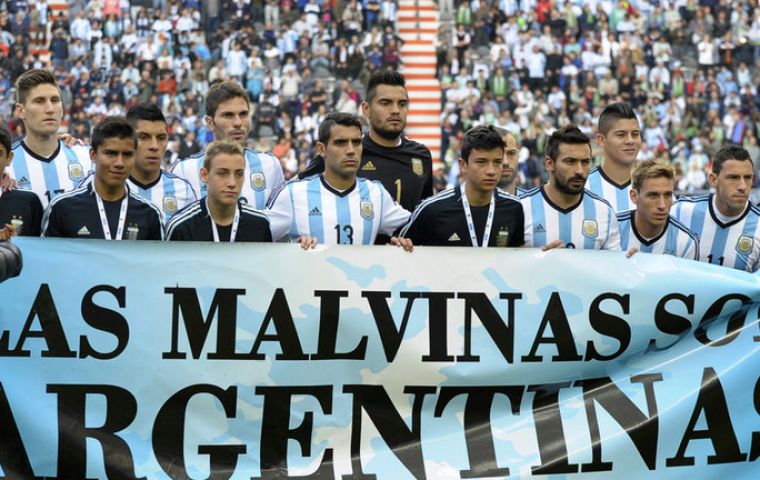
[421,152,434,201]
[398,201,430,245]
[602,210,622,252]
[520,202,534,247]
[147,210,165,240]
[377,186,412,236]
[28,194,44,237]
[41,202,64,238]
[265,184,294,242]
[686,235,700,261]
[166,214,192,241]
[510,201,525,247]
[266,152,287,203]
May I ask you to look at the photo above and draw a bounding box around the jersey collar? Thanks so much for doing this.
[129,171,162,190]
[320,174,356,197]
[540,185,584,214]
[708,193,750,228]
[21,139,62,163]
[629,210,668,246]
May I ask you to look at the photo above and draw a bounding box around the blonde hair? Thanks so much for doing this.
[203,140,244,171]
[631,159,674,191]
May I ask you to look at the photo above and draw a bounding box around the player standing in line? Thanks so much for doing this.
[7,69,92,207]
[171,81,285,209]
[400,126,524,247]
[672,143,760,271]
[0,122,42,239]
[520,125,621,250]
[493,127,525,196]
[42,117,164,240]
[268,112,412,249]
[167,141,272,242]
[586,102,642,212]
[617,159,699,259]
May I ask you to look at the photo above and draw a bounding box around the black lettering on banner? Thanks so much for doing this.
[456,293,522,363]
[575,374,663,472]
[311,290,367,360]
[527,382,578,474]
[434,386,523,478]
[46,384,143,480]
[584,293,631,361]
[343,385,436,480]
[0,383,42,479]
[646,293,695,353]
[521,292,582,362]
[79,285,129,360]
[362,291,422,362]
[666,367,747,466]
[152,385,245,480]
[695,294,753,347]
[420,292,456,362]
[751,377,760,461]
[254,386,334,479]
[0,283,76,358]
[249,288,308,360]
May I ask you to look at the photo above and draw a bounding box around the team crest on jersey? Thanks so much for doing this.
[163,196,178,214]
[496,227,510,247]
[250,172,266,191]
[411,158,424,176]
[360,200,374,220]
[127,225,140,240]
[736,236,754,254]
[10,217,23,235]
[582,219,599,239]
[68,162,84,181]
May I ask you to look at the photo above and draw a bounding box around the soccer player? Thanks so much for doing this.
[520,125,621,250]
[494,127,525,196]
[171,80,285,209]
[7,69,92,208]
[672,143,760,271]
[268,112,412,248]
[0,122,43,239]
[617,159,698,259]
[167,141,272,242]
[300,71,433,213]
[400,126,524,247]
[586,102,642,212]
[42,117,164,240]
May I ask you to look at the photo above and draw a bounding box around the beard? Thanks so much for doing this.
[555,176,586,195]
[371,118,405,141]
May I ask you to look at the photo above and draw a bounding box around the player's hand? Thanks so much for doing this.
[1,172,17,192]
[59,133,86,147]
[297,235,317,250]
[541,239,565,251]
[0,223,16,241]
[389,236,414,252]
[625,247,639,258]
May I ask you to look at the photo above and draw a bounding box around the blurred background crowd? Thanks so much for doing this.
[1,0,759,195]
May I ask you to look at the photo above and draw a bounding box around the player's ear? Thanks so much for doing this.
[458,157,467,175]
[544,155,553,172]
[204,115,213,129]
[200,167,209,184]
[360,101,369,118]
[89,148,96,162]
[629,188,638,206]
[14,103,23,118]
[708,170,718,188]
[316,141,326,157]
[596,132,605,148]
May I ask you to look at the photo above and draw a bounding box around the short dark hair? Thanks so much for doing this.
[598,102,637,136]
[203,140,244,171]
[318,112,362,144]
[15,69,59,105]
[126,102,166,125]
[91,117,136,152]
[365,70,406,103]
[205,81,249,118]
[0,122,11,153]
[712,143,753,175]
[545,125,591,161]
[460,126,505,163]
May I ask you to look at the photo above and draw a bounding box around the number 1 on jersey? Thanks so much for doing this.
[394,178,401,204]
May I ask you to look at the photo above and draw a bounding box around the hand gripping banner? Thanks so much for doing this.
[1,238,759,479]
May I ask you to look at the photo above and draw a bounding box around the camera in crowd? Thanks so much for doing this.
[0,241,22,283]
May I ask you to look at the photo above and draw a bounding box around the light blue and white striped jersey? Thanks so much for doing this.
[519,186,621,250]
[267,175,411,244]
[127,171,198,222]
[586,166,634,212]
[671,194,760,272]
[170,148,285,210]
[8,140,93,208]
[617,210,699,259]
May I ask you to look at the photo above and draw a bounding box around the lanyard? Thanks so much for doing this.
[95,190,128,240]
[207,197,239,243]
[460,182,495,247]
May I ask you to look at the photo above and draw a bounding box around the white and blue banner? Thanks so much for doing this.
[1,238,760,479]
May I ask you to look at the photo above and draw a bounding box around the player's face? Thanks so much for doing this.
[201,153,245,207]
[0,144,13,177]
[631,176,673,230]
[16,84,63,136]
[597,118,641,167]
[362,84,408,140]
[460,147,503,195]
[134,120,169,176]
[91,137,136,191]
[206,96,251,144]
[710,159,753,216]
[500,134,519,186]
[319,125,363,181]
[547,143,592,195]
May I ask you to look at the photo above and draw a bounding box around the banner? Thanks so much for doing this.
[1,238,760,479]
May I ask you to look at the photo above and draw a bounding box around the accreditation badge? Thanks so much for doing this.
[250,172,266,191]
[581,219,599,239]
[736,235,754,254]
[360,200,374,220]
[163,196,178,214]
[68,162,84,181]
[496,227,510,247]
[412,158,424,176]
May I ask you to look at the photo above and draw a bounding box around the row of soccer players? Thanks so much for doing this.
[0,68,758,272]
